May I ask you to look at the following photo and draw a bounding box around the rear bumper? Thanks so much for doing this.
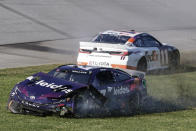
[77,52,138,70]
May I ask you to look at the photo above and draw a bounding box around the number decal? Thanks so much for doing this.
[160,50,168,65]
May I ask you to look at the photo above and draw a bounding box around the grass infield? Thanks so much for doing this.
[0,64,196,131]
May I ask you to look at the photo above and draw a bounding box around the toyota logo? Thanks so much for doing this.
[30,96,35,100]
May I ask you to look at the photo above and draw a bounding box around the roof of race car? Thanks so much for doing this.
[56,65,133,78]
[57,65,110,72]
[56,65,132,76]
[102,30,142,37]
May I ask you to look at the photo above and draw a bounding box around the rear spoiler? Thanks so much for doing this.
[122,69,146,79]
[80,41,127,50]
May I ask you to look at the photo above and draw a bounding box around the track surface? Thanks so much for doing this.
[0,0,196,69]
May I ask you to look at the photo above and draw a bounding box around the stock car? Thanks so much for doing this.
[77,30,180,72]
[7,65,147,117]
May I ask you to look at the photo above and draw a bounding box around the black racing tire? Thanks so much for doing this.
[128,91,142,113]
[137,58,147,72]
[169,51,180,70]
[7,97,22,114]
[73,90,101,118]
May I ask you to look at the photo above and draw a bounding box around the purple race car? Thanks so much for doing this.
[8,65,147,117]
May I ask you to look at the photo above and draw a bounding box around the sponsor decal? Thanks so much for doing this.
[21,100,40,108]
[89,61,110,67]
[100,89,106,96]
[89,54,111,58]
[145,50,158,62]
[113,86,130,95]
[152,51,158,61]
[107,87,113,92]
[36,80,63,89]
[53,87,73,94]
[35,80,72,93]
[26,76,34,81]
[72,70,88,74]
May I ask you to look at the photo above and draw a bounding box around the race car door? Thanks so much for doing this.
[91,70,116,97]
[91,70,131,104]
[140,35,162,70]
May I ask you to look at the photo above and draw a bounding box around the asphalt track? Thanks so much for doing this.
[0,0,196,69]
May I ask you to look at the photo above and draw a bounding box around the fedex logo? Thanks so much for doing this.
[35,80,63,89]
[35,80,72,94]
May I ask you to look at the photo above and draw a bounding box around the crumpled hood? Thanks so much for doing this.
[17,72,87,104]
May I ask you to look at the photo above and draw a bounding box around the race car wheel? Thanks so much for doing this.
[137,58,147,72]
[128,91,142,112]
[7,98,22,114]
[73,90,101,118]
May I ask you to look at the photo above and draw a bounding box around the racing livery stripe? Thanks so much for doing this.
[77,62,88,66]
[111,64,136,70]
[127,37,135,43]
[78,62,136,70]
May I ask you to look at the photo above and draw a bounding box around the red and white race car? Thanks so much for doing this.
[77,30,180,72]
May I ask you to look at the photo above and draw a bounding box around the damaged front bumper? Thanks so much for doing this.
[8,94,74,116]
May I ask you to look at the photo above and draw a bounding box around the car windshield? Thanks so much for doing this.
[92,34,130,44]
[48,69,90,84]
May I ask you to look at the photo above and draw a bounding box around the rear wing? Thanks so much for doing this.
[80,41,127,50]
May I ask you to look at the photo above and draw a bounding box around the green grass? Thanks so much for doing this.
[0,64,196,131]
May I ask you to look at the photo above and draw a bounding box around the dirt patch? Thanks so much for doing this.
[181,51,196,66]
